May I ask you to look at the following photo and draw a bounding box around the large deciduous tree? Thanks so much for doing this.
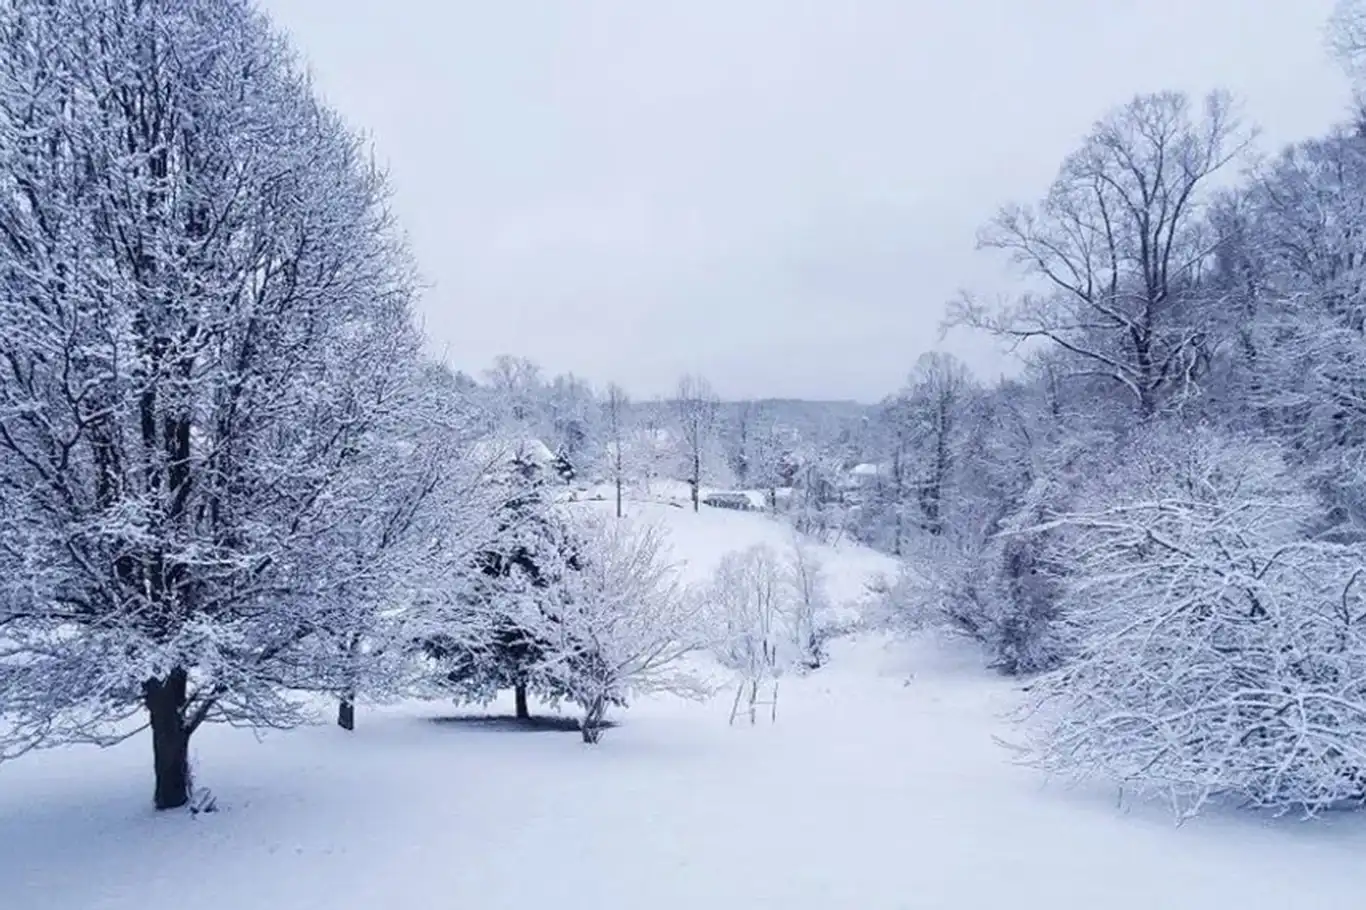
[0,0,425,809]
[953,91,1253,420]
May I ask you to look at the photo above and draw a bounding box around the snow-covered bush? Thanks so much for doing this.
[550,512,711,743]
[869,519,1069,675]
[1020,426,1366,818]
[706,537,837,698]
[870,425,1090,676]
[974,477,1074,675]
[863,561,927,634]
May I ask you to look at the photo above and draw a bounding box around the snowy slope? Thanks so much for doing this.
[4,500,1366,909]
[572,497,897,602]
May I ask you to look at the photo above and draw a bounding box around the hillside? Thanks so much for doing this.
[3,501,1366,909]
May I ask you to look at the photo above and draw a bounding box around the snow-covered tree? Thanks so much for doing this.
[789,445,849,543]
[1019,426,1366,818]
[0,0,428,809]
[747,411,792,514]
[785,535,830,669]
[483,355,544,427]
[310,364,495,732]
[861,395,914,556]
[550,512,711,743]
[1331,0,1366,109]
[603,383,630,517]
[864,346,1118,676]
[710,545,791,724]
[420,443,583,720]
[904,353,975,538]
[952,91,1253,420]
[672,375,720,511]
[545,373,596,484]
[722,401,757,487]
[625,406,675,499]
[861,353,977,554]
[1216,127,1366,539]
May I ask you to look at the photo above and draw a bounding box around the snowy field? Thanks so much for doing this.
[4,502,1366,909]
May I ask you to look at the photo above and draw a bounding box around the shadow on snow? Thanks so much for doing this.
[427,713,618,734]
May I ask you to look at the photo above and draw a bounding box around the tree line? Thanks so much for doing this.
[853,1,1366,818]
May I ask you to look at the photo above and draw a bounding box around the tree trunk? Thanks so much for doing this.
[892,452,905,556]
[338,633,361,731]
[615,476,623,519]
[691,450,701,512]
[807,633,823,669]
[337,692,356,731]
[144,670,192,811]
[581,695,607,744]
[514,681,530,720]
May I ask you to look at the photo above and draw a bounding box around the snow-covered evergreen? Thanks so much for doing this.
[419,444,584,719]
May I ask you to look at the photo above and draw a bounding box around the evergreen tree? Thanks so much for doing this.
[423,444,583,719]
[552,446,577,485]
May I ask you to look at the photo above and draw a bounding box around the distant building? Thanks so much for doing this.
[702,492,756,511]
[844,462,887,490]
[470,435,557,479]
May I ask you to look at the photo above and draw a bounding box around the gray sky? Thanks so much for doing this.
[263,0,1352,402]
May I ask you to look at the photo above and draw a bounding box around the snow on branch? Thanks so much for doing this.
[550,510,713,742]
[1018,425,1366,818]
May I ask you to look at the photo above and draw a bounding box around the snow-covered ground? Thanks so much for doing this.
[569,481,889,609]
[4,502,1366,909]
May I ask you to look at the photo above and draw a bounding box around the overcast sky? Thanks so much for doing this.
[262,0,1352,402]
